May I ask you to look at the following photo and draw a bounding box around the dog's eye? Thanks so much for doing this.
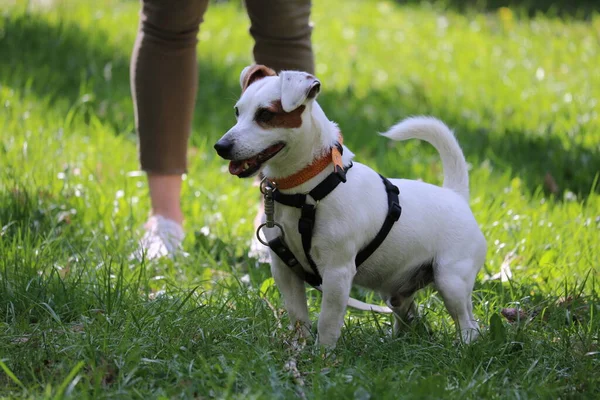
[234,107,239,117]
[256,109,275,123]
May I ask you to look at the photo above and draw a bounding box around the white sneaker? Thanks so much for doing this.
[249,206,271,264]
[249,235,271,263]
[131,215,186,261]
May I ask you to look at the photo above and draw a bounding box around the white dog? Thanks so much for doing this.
[215,65,487,347]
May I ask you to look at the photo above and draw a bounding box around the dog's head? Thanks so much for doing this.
[214,65,321,178]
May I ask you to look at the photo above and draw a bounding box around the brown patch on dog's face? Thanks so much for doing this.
[241,65,277,93]
[255,100,305,129]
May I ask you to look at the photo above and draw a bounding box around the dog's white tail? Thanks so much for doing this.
[381,116,469,202]
[314,287,393,314]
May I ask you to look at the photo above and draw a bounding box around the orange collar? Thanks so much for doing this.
[267,134,345,190]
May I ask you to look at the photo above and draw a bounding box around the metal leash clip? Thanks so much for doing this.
[256,177,284,246]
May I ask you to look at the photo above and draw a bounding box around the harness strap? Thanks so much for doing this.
[298,204,320,281]
[267,236,322,287]
[272,163,351,207]
[267,164,401,288]
[355,175,402,266]
[269,163,353,287]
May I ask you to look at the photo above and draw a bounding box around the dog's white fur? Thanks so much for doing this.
[217,67,487,347]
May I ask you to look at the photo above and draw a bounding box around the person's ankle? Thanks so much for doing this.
[146,174,184,226]
[150,209,184,226]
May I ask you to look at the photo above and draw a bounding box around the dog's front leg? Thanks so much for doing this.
[271,257,311,337]
[317,264,355,348]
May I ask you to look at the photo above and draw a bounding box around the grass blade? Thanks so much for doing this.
[0,359,26,391]
[53,361,85,400]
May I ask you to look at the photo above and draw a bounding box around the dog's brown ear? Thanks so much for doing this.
[279,71,321,112]
[240,65,277,92]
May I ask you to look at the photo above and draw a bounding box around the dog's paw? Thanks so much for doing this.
[315,333,338,351]
[284,320,313,344]
[295,322,313,341]
[392,314,433,338]
[312,340,337,362]
[459,327,480,344]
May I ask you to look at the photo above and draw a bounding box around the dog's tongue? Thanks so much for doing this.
[227,143,285,176]
[228,161,244,176]
[228,157,258,176]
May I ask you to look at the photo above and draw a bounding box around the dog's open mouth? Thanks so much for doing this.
[229,142,285,178]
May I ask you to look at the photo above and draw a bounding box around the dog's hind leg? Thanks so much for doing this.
[434,258,481,343]
[271,258,311,337]
[387,294,417,335]
[387,261,435,336]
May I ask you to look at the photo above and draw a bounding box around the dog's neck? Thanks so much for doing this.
[263,102,354,194]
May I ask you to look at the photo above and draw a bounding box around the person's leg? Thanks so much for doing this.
[245,0,315,74]
[147,175,184,224]
[130,0,209,258]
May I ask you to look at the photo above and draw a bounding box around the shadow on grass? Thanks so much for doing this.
[395,0,600,19]
[0,12,134,133]
[1,12,599,196]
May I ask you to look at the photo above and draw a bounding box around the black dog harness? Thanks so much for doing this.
[264,163,402,287]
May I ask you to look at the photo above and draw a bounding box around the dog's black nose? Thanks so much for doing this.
[214,138,234,159]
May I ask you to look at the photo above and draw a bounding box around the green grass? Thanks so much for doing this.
[1,0,599,398]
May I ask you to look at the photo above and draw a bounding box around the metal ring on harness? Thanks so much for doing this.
[259,176,276,194]
[256,222,284,246]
